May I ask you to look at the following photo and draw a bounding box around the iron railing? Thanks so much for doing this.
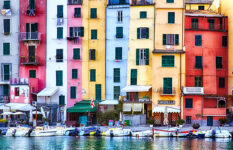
[20,56,40,65]
[19,32,41,41]
[159,87,176,95]
[68,0,82,5]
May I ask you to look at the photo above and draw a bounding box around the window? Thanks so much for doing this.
[3,85,9,96]
[131,69,137,85]
[90,69,96,82]
[186,116,192,124]
[3,43,10,55]
[74,8,81,18]
[89,49,96,60]
[3,1,10,9]
[118,11,123,22]
[115,47,122,60]
[57,5,63,18]
[167,0,174,3]
[140,11,147,19]
[137,28,149,39]
[222,36,227,47]
[114,86,120,100]
[95,84,101,100]
[163,78,172,94]
[191,18,198,29]
[114,68,120,83]
[73,48,80,60]
[69,27,84,37]
[57,27,63,39]
[162,55,174,67]
[70,86,76,99]
[163,34,179,45]
[29,0,35,10]
[72,69,78,79]
[116,27,123,38]
[136,49,149,65]
[216,56,223,69]
[198,6,204,10]
[91,29,97,39]
[15,87,19,96]
[195,56,202,69]
[185,98,193,108]
[208,19,215,30]
[4,19,10,35]
[127,92,138,101]
[90,8,97,18]
[218,100,226,108]
[29,70,36,78]
[219,77,225,88]
[59,95,65,105]
[195,76,202,87]
[56,71,63,86]
[168,12,175,24]
[56,49,63,62]
[3,64,10,81]
[195,35,202,46]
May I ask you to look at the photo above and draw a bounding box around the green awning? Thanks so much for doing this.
[67,100,98,113]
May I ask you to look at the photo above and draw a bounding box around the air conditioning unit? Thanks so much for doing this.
[57,18,64,26]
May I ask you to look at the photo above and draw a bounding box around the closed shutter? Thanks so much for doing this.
[175,34,179,45]
[56,49,63,62]
[29,0,35,9]
[137,28,140,39]
[3,1,10,9]
[90,69,96,81]
[114,68,120,83]
[114,86,120,100]
[3,65,10,81]
[163,34,167,45]
[167,0,174,3]
[3,43,10,55]
[56,71,63,86]
[222,36,227,47]
[89,49,96,60]
[145,28,149,39]
[116,27,123,38]
[4,19,10,34]
[73,48,80,60]
[162,56,174,67]
[136,49,139,65]
[216,57,223,68]
[90,8,97,18]
[57,5,63,18]
[115,47,122,60]
[195,56,202,69]
[91,30,97,39]
[57,27,63,39]
[168,12,175,23]
[95,84,101,100]
[72,69,78,79]
[3,85,9,96]
[145,49,149,65]
[59,95,65,105]
[219,77,225,88]
[29,70,36,78]
[131,69,137,85]
[70,27,74,37]
[185,98,193,108]
[74,8,81,18]
[80,27,84,37]
[140,11,147,18]
[163,78,172,94]
[195,35,202,46]
[195,76,202,87]
[70,86,76,99]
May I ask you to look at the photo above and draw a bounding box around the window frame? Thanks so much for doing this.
[114,86,120,100]
[113,68,120,83]
[117,11,123,22]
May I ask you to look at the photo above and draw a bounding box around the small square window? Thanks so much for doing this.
[140,11,147,19]
[29,70,36,78]
[90,8,97,18]
[91,29,97,39]
[167,0,174,3]
[185,99,193,108]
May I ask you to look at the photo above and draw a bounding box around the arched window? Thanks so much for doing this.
[218,100,226,108]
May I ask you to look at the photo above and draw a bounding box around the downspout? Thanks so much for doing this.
[105,3,107,102]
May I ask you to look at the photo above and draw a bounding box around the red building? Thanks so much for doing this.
[183,10,228,126]
[10,0,47,104]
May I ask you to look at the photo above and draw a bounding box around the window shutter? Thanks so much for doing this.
[70,27,73,37]
[73,48,80,60]
[91,30,97,39]
[168,12,175,23]
[57,27,63,39]
[70,87,76,99]
[3,85,9,96]
[90,69,96,81]
[29,70,36,78]
[90,8,97,18]
[3,65,10,81]
[136,49,139,65]
[3,43,10,55]
[95,84,101,100]
[145,49,149,65]
[145,28,149,39]
[131,69,137,85]
[163,34,167,45]
[137,28,140,39]
[4,19,10,34]
[195,56,202,69]
[74,8,81,18]
[4,1,10,9]
[175,34,179,45]
[140,11,147,18]
[72,69,78,79]
[195,35,202,46]
[80,27,84,37]
[116,27,123,38]
[59,95,65,105]
[57,5,63,18]
[163,78,172,94]
[56,71,63,86]
[29,0,35,9]
[222,36,227,47]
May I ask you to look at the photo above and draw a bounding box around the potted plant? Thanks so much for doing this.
[147,119,154,127]
[192,123,200,129]
[177,119,185,127]
[219,118,227,126]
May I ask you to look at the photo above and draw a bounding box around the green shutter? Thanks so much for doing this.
[114,68,120,83]
[168,12,175,24]
[59,95,65,105]
[136,49,139,65]
[195,35,202,46]
[29,0,35,9]
[57,27,63,39]
[140,11,147,18]
[195,77,202,87]
[175,34,179,45]
[90,69,96,82]
[216,57,223,68]
[3,65,10,81]
[3,85,9,96]
[145,49,149,65]
[137,28,140,39]
[72,69,78,79]
[3,43,10,55]
[163,34,167,45]
[73,48,80,60]
[70,27,73,37]
[89,49,96,60]
[145,28,149,39]
[4,19,10,34]
[91,30,97,39]
[195,56,202,69]
[162,55,174,67]
[90,8,97,18]
[222,36,227,47]
[57,5,63,18]
[74,8,81,18]
[131,69,137,85]
[3,1,10,9]
[115,47,122,60]
[29,70,36,78]
[70,86,76,99]
[116,27,123,38]
[56,71,63,86]
[167,0,174,3]
[163,78,172,94]
[95,84,101,100]
[114,86,120,100]
[80,27,84,37]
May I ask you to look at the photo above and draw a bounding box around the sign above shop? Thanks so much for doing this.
[158,100,175,105]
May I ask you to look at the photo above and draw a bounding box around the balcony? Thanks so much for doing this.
[131,0,154,6]
[158,87,176,95]
[68,0,82,5]
[10,78,29,85]
[19,32,41,43]
[20,56,40,66]
[0,95,10,103]
[203,108,226,116]
[183,87,204,95]
[108,0,129,5]
[186,23,228,32]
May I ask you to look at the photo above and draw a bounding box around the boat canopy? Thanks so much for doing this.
[99,100,119,105]
[37,87,58,97]
[153,106,180,113]
[67,100,97,113]
[121,85,152,92]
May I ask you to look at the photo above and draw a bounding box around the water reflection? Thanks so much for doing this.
[0,136,232,150]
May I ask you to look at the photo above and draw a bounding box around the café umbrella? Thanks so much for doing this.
[0,112,13,116]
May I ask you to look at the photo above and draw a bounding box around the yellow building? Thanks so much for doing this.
[82,0,106,101]
[122,0,155,120]
[152,0,185,125]
[185,0,213,10]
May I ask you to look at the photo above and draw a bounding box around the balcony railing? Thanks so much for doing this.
[20,56,40,66]
[159,87,176,95]
[186,23,227,32]
[131,0,154,5]
[10,78,29,85]
[183,87,204,95]
[68,0,82,5]
[19,32,41,42]
[123,98,152,103]
[0,95,10,103]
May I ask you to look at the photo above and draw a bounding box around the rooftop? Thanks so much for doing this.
[185,0,213,4]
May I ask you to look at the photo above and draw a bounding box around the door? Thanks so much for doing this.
[79,115,87,126]
[207,116,213,126]
[28,46,35,62]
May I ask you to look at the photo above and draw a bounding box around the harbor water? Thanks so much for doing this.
[0,136,232,150]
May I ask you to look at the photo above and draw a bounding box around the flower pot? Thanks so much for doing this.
[179,125,183,128]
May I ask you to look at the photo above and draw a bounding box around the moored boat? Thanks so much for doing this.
[204,129,232,138]
[131,130,153,137]
[104,128,131,137]
[30,127,57,137]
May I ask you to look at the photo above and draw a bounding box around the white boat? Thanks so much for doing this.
[104,128,131,137]
[56,126,75,136]
[204,129,232,138]
[14,127,30,137]
[154,128,178,137]
[30,127,57,137]
[5,128,17,137]
[131,130,153,137]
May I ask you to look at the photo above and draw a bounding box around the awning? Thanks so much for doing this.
[37,87,58,97]
[67,100,97,113]
[123,103,132,112]
[133,103,142,112]
[153,106,180,113]
[121,85,152,92]
[0,103,35,111]
[99,100,119,105]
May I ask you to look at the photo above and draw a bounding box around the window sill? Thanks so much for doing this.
[185,108,193,109]
[161,66,175,68]
[114,59,122,62]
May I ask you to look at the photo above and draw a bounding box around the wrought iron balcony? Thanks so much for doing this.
[0,95,10,103]
[131,0,154,5]
[183,87,204,95]
[19,32,41,43]
[10,78,29,85]
[68,0,82,5]
[20,56,40,66]
[158,87,176,95]
[186,23,227,32]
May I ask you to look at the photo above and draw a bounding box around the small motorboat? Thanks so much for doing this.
[56,126,75,136]
[131,130,153,137]
[30,126,57,137]
[154,128,178,137]
[104,128,131,137]
[204,129,232,138]
[14,127,30,137]
[5,127,17,137]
